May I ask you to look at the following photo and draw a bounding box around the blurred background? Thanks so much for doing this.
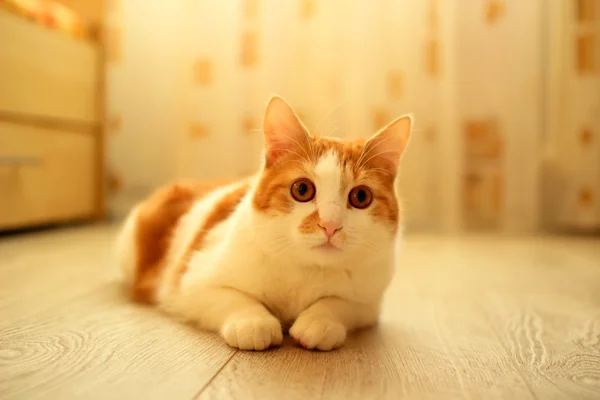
[0,0,599,235]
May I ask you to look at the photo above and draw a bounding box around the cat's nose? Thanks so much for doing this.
[318,220,343,238]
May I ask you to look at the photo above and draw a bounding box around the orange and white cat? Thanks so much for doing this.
[116,96,412,351]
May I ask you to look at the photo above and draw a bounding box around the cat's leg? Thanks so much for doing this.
[289,297,379,351]
[165,285,283,351]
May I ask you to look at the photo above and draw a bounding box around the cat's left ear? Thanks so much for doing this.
[263,95,310,167]
[363,115,413,175]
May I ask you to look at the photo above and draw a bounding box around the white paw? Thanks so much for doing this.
[221,316,283,351]
[289,317,347,351]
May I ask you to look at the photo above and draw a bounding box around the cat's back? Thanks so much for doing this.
[116,177,251,304]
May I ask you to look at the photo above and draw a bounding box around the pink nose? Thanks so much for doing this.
[318,220,342,238]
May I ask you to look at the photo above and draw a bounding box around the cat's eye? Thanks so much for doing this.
[291,179,316,202]
[348,185,373,209]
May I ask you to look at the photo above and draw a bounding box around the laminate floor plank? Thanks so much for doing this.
[0,225,120,326]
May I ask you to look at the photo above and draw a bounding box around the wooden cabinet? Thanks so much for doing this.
[0,8,104,231]
[0,123,98,229]
[0,10,99,121]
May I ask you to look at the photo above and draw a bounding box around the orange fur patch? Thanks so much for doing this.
[169,183,251,292]
[132,179,238,304]
[298,210,320,234]
[253,164,305,213]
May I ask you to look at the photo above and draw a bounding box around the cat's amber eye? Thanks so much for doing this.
[291,179,316,202]
[348,185,373,209]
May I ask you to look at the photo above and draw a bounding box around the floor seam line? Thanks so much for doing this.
[192,349,238,399]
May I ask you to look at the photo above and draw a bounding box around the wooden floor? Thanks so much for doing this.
[1,225,599,399]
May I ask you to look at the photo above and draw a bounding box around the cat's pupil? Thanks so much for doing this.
[357,190,366,203]
[297,183,308,196]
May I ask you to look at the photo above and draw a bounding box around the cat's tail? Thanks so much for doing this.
[115,205,141,287]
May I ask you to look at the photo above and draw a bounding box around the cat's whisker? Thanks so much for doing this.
[275,148,311,165]
[358,150,398,170]
[366,167,393,176]
[355,135,393,171]
[267,239,295,256]
[313,99,348,135]
[325,126,340,138]
[275,158,308,170]
[267,241,290,252]
[321,119,339,136]
[256,128,313,163]
[355,137,383,170]
[307,133,317,161]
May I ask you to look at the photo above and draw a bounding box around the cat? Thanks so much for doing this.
[116,96,412,351]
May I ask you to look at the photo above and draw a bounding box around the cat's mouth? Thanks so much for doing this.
[314,242,342,251]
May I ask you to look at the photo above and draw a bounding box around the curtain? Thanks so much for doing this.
[105,0,600,233]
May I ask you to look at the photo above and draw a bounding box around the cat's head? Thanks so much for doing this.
[252,96,412,266]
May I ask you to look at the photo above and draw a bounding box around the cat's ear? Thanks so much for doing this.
[263,95,310,167]
[363,115,413,175]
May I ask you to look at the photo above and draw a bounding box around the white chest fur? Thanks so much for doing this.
[183,234,394,326]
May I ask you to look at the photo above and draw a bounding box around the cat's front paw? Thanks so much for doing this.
[221,315,283,351]
[289,317,347,351]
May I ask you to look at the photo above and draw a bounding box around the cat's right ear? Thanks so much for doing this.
[263,95,310,167]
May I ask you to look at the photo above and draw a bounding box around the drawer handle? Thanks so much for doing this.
[0,156,43,166]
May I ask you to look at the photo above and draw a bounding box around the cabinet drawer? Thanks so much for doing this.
[0,10,99,122]
[0,122,97,230]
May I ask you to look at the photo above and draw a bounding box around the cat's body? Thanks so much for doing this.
[117,96,412,351]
